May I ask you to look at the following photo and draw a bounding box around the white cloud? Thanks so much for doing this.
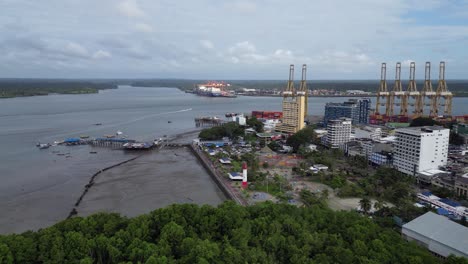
[401,60,414,67]
[200,40,214,49]
[64,42,89,58]
[315,50,374,69]
[135,23,154,33]
[225,1,257,13]
[117,0,145,18]
[92,50,112,59]
[228,41,256,54]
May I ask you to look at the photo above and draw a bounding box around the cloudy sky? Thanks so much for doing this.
[1,0,467,79]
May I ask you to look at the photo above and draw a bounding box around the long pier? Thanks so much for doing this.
[195,117,225,128]
[89,138,135,148]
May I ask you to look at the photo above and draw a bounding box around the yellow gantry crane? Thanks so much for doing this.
[406,62,421,118]
[435,61,453,116]
[375,63,390,116]
[298,64,308,119]
[389,62,405,117]
[375,61,452,120]
[420,62,438,117]
[283,64,295,97]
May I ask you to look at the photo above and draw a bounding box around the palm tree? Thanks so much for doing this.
[359,197,372,214]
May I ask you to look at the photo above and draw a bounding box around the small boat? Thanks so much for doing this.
[57,153,65,156]
[104,134,115,138]
[89,151,98,154]
[37,143,50,149]
[168,121,172,123]
[94,123,102,126]
[116,131,123,136]
[80,135,90,139]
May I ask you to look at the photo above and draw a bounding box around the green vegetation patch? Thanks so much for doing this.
[1,202,462,264]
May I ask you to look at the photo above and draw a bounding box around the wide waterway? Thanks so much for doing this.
[1,86,467,234]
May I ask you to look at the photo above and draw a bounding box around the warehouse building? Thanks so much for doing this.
[402,212,468,258]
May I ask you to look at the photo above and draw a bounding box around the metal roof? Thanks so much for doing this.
[403,212,468,256]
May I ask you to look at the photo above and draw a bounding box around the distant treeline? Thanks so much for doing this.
[1,79,466,98]
[0,80,118,98]
[131,79,468,96]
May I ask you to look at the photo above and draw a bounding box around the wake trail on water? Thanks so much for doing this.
[42,108,193,141]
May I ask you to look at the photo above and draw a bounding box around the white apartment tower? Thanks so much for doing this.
[393,126,449,176]
[325,118,352,148]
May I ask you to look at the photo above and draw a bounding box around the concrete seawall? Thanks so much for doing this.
[189,144,247,206]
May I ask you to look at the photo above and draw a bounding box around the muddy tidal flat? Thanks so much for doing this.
[77,147,226,217]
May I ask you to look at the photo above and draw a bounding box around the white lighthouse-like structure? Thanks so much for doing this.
[242,162,248,189]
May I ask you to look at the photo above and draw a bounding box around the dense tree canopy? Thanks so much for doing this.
[1,202,465,264]
[410,117,440,127]
[246,116,264,133]
[286,126,316,152]
[198,122,244,141]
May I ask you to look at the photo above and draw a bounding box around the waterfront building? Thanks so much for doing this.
[232,114,246,126]
[325,118,352,149]
[323,98,371,126]
[402,212,468,258]
[276,64,307,134]
[393,126,449,176]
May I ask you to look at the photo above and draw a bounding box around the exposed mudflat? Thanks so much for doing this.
[77,147,226,217]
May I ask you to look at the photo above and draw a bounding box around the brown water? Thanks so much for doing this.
[77,147,226,218]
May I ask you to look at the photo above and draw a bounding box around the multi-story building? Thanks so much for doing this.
[455,174,468,198]
[276,65,307,134]
[370,151,393,166]
[277,95,305,134]
[354,126,382,141]
[393,126,449,176]
[323,98,371,126]
[325,118,352,149]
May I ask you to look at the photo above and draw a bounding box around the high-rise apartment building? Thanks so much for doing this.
[278,96,306,134]
[276,64,307,134]
[393,126,449,176]
[325,118,352,148]
[323,98,371,126]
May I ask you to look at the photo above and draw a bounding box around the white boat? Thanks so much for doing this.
[38,143,50,149]
[116,131,123,136]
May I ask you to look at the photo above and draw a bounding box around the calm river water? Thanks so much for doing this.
[0,86,467,233]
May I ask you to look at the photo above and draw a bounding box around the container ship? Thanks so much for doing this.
[194,81,236,98]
